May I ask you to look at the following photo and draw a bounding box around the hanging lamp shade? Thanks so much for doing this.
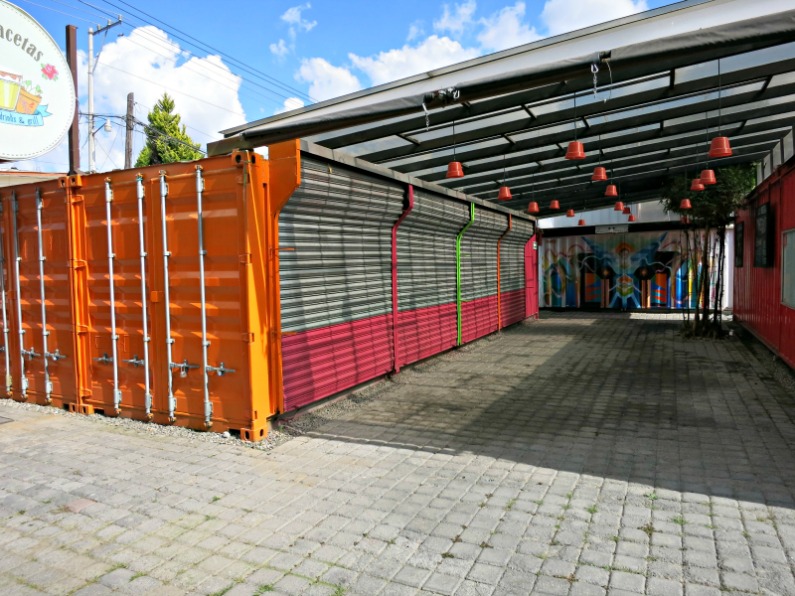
[578,218,586,226]
[591,166,607,182]
[565,140,586,160]
[628,214,637,222]
[708,136,732,158]
[549,199,560,210]
[690,178,705,192]
[566,208,575,218]
[622,205,631,215]
[613,201,624,212]
[527,201,539,214]
[605,184,618,198]
[446,161,464,179]
[497,185,512,201]
[699,169,716,185]
[679,198,692,210]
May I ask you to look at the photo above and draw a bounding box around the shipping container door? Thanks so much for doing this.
[83,176,151,417]
[156,164,252,429]
[500,218,534,326]
[396,189,469,367]
[279,156,404,412]
[10,183,77,407]
[526,235,539,317]
[0,200,12,396]
[460,207,507,343]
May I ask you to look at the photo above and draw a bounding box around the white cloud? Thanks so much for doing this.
[282,3,317,35]
[270,39,289,58]
[276,97,306,114]
[57,26,246,172]
[407,21,425,42]
[296,58,362,102]
[477,1,539,52]
[541,0,648,36]
[434,1,477,37]
[349,35,479,87]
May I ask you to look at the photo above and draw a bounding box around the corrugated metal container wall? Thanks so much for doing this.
[499,218,535,327]
[279,156,404,411]
[0,202,12,397]
[396,188,469,368]
[734,157,795,369]
[459,207,508,344]
[5,181,79,408]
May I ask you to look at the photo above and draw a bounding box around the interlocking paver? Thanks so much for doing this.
[0,312,794,595]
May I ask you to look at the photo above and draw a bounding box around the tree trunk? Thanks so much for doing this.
[714,226,726,325]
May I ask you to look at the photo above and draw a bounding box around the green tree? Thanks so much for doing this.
[135,93,202,167]
[660,163,756,337]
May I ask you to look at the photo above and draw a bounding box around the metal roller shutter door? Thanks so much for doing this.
[396,189,469,367]
[500,218,535,327]
[460,207,508,344]
[279,156,404,411]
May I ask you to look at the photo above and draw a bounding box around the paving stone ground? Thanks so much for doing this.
[1,312,795,596]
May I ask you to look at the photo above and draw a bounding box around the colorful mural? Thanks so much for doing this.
[542,230,723,311]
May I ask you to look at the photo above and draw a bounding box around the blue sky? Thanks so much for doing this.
[10,0,678,171]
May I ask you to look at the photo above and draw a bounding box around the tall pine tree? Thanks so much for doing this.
[135,93,202,167]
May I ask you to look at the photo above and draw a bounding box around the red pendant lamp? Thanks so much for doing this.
[605,184,618,198]
[613,201,624,212]
[527,201,539,214]
[622,205,631,215]
[566,208,575,218]
[497,154,511,201]
[591,166,607,182]
[565,92,586,160]
[549,199,560,210]
[690,178,705,192]
[708,137,732,158]
[446,120,464,179]
[700,169,716,185]
[628,214,637,222]
[578,218,586,226]
[679,197,692,210]
[708,58,733,159]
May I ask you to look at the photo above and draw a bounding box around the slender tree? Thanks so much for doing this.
[135,93,202,167]
[661,163,756,337]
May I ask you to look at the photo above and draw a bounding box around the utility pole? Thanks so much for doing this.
[65,25,79,174]
[88,16,122,172]
[125,93,134,169]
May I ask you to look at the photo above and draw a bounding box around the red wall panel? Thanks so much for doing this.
[281,313,393,411]
[501,288,526,328]
[397,302,457,368]
[461,295,499,344]
[734,158,795,369]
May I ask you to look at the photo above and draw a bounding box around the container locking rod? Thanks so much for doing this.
[94,353,113,364]
[123,355,146,367]
[206,362,236,377]
[45,349,67,361]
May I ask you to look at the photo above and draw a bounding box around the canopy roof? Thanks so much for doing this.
[209,0,795,217]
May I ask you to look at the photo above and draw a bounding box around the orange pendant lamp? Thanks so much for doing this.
[446,120,464,179]
[549,199,560,210]
[690,178,705,192]
[497,185,512,201]
[613,201,624,212]
[527,201,539,214]
[566,208,575,218]
[605,184,618,198]
[628,214,637,222]
[591,166,607,181]
[565,92,586,160]
[578,218,586,226]
[622,205,631,215]
[709,59,732,159]
[700,169,717,185]
[679,198,692,210]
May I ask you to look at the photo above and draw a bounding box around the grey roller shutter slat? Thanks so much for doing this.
[280,156,405,333]
[397,189,469,312]
[501,219,536,293]
[461,208,508,302]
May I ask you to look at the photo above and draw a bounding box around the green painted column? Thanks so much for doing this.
[456,203,475,346]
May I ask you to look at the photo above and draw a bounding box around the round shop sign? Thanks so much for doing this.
[0,1,75,161]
